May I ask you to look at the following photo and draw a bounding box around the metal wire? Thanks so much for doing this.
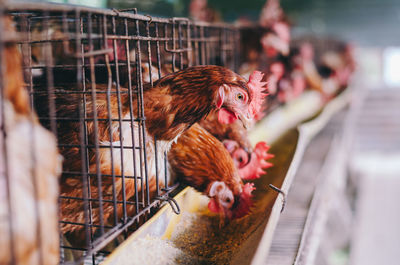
[3,2,241,264]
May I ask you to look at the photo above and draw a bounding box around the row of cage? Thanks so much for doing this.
[1,2,241,264]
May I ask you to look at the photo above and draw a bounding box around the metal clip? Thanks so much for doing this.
[269,184,286,213]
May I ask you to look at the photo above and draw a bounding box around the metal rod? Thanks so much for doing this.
[76,8,94,254]
[103,14,119,228]
[134,14,151,208]
[88,11,105,236]
[112,15,128,224]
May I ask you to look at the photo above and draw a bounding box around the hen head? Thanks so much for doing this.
[206,167,255,219]
[207,181,239,217]
[260,22,290,57]
[208,182,255,219]
[151,66,263,129]
[300,42,315,63]
[216,69,268,129]
[223,139,250,168]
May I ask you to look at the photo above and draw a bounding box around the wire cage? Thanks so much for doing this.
[1,2,240,264]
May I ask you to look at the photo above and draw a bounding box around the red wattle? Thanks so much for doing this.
[208,198,220,213]
[218,108,238,124]
[230,183,255,219]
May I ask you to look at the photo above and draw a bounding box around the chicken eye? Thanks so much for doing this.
[236,93,245,102]
[225,198,231,203]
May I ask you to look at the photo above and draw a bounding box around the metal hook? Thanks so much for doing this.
[166,197,180,215]
[269,184,286,213]
[144,14,153,24]
[157,195,180,215]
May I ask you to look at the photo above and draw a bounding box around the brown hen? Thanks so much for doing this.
[0,16,61,265]
[169,123,254,220]
[33,65,263,243]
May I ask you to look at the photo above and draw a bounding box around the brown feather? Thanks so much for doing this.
[168,123,242,196]
[33,65,249,243]
[0,16,61,265]
[2,17,31,116]
[199,111,252,151]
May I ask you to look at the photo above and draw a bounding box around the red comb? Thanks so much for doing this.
[231,183,256,219]
[248,71,268,117]
[239,141,274,180]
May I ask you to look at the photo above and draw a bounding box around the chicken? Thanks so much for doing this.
[276,71,306,103]
[200,112,253,153]
[292,42,346,99]
[33,65,264,242]
[168,123,254,220]
[189,0,221,22]
[259,0,284,29]
[200,71,267,147]
[263,51,306,104]
[297,42,324,94]
[319,43,356,90]
[239,0,291,85]
[199,71,274,180]
[200,115,274,181]
[260,21,291,58]
[259,0,291,58]
[238,142,273,180]
[0,17,62,265]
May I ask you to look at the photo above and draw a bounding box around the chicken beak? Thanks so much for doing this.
[238,113,252,129]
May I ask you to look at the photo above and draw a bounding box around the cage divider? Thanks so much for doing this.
[102,13,119,229]
[78,10,96,253]
[134,15,151,209]
[154,22,162,79]
[125,18,141,217]
[111,15,128,225]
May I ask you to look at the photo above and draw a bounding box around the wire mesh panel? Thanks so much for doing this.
[4,2,240,264]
